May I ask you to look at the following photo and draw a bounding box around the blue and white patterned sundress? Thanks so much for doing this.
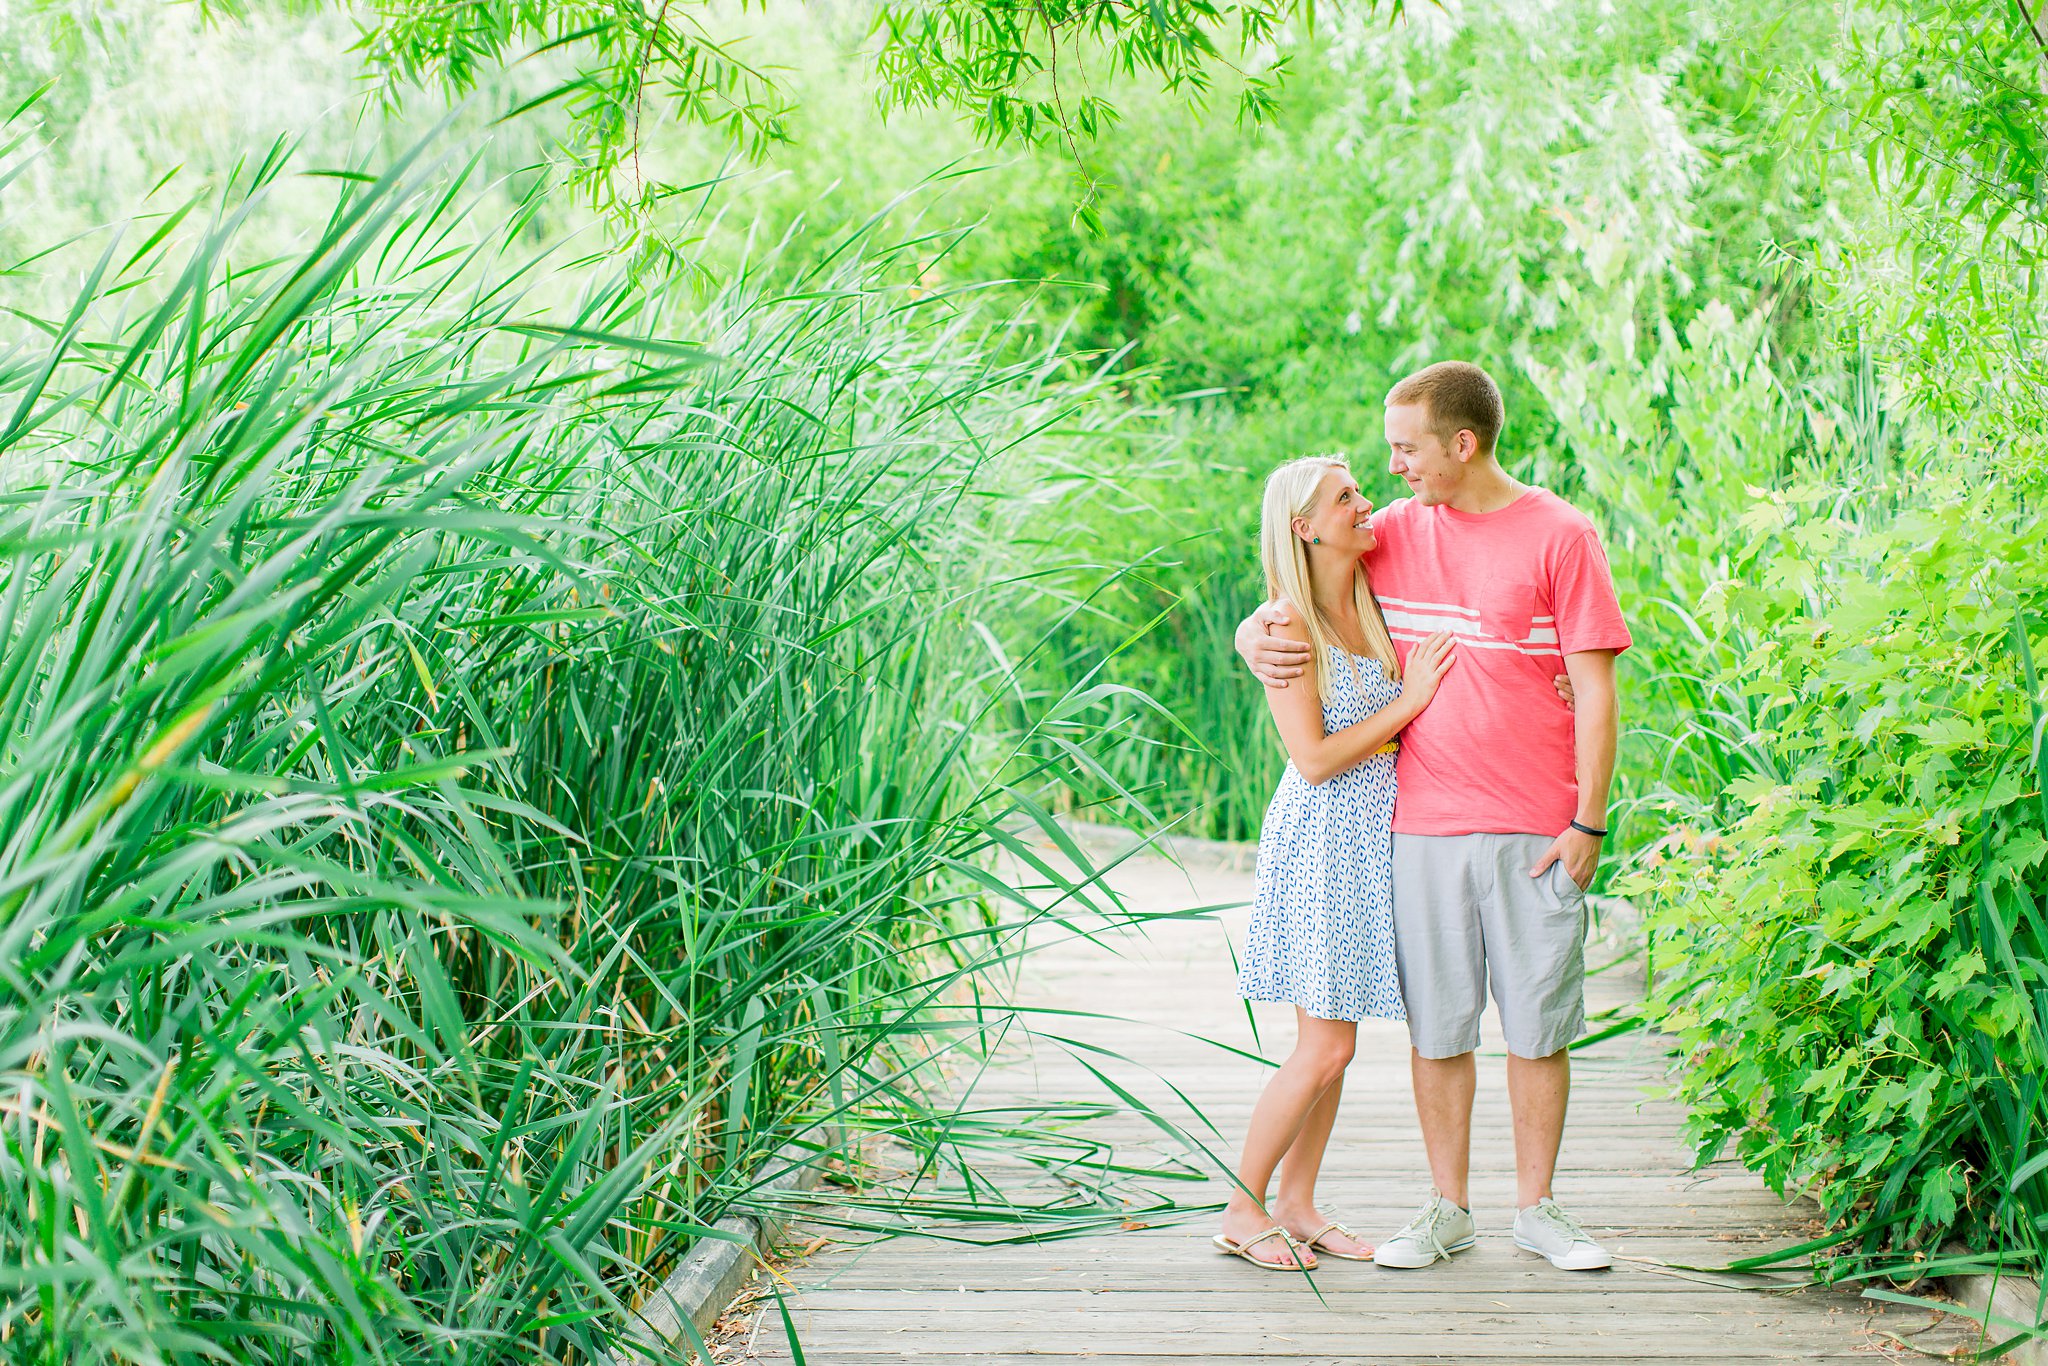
[1236,645,1405,1023]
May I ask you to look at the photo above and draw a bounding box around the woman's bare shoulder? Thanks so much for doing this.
[1267,599,1314,645]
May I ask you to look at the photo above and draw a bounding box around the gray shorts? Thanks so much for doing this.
[1390,832,1588,1060]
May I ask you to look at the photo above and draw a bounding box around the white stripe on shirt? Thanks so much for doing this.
[1382,605,1563,657]
[1379,595,1554,627]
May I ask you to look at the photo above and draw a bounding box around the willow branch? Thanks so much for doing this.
[2015,0,2048,65]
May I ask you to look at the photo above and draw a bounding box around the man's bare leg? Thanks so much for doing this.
[1371,1047,1481,1268]
[1506,1048,1570,1207]
[1506,1046,1608,1267]
[1409,1048,1475,1209]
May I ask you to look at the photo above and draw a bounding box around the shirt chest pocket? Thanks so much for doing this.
[1480,578,1539,643]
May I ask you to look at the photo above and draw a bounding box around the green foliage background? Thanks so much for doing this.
[4,0,2048,1356]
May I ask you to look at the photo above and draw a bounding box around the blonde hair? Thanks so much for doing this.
[1259,456,1402,703]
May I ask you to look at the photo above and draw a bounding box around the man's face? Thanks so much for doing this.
[1384,402,1466,507]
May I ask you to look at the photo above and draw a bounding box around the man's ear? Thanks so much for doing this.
[1454,429,1479,464]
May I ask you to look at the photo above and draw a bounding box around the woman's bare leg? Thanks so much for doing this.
[1218,1011,1357,1266]
[1271,1046,1372,1257]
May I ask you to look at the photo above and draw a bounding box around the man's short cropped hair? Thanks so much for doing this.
[1385,361,1505,456]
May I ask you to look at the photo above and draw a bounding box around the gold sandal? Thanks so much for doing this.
[1301,1220,1375,1261]
[1211,1227,1315,1271]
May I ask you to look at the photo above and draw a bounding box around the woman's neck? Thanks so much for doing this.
[1308,558,1360,627]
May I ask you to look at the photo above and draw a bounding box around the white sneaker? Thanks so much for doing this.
[1513,1198,1613,1270]
[1371,1191,1477,1269]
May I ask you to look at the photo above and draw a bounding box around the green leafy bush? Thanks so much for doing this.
[1603,0,2048,1295]
[1626,486,2048,1259]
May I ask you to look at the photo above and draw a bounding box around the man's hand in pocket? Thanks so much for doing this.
[1531,826,1602,890]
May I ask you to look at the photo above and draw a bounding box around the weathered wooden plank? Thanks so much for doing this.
[749,1355,1891,1364]
[756,1358,1885,1365]
[774,1270,1826,1297]
[774,1227,1839,1266]
[764,1330,1894,1356]
[781,1264,1807,1287]
[770,1309,1885,1334]
[775,1288,1853,1310]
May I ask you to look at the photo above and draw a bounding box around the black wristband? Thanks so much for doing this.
[1569,819,1608,839]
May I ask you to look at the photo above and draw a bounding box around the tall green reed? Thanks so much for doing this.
[1027,550,1278,843]
[0,136,1163,1364]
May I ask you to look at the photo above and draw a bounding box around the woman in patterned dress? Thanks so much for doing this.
[1211,456,1457,1272]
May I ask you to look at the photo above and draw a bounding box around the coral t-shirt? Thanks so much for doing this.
[1364,489,1631,837]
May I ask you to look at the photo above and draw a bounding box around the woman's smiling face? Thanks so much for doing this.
[1298,466,1376,553]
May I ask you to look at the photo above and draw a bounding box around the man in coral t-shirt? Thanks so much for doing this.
[1236,361,1629,1272]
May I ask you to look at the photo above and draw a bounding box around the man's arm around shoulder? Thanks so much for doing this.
[1234,600,1315,690]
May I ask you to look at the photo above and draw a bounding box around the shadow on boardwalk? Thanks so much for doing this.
[745,842,1980,1364]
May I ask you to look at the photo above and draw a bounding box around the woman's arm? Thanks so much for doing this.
[1262,627,1457,785]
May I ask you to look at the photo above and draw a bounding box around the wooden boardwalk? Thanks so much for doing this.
[747,843,1978,1364]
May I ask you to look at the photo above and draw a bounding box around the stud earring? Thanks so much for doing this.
[1312,536,1321,544]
